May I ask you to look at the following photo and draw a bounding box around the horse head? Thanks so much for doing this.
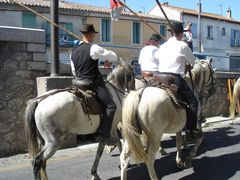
[107,63,135,93]
[190,59,215,105]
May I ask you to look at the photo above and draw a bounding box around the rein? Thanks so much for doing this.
[105,80,128,106]
[199,62,215,105]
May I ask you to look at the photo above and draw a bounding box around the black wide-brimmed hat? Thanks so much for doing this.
[150,34,161,41]
[168,22,187,34]
[80,24,98,33]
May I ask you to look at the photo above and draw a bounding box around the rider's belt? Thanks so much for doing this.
[141,71,154,78]
[72,78,91,91]
[154,73,178,86]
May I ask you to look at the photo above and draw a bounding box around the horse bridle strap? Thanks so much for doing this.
[105,80,127,106]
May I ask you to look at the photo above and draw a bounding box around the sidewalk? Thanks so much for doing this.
[0,116,238,170]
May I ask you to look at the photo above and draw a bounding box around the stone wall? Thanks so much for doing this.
[202,72,240,118]
[0,26,47,157]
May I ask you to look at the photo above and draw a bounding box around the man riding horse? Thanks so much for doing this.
[139,33,161,78]
[71,24,118,144]
[157,22,202,142]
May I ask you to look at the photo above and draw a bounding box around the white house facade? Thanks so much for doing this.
[149,3,240,71]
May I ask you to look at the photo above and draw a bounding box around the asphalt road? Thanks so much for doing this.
[0,117,239,180]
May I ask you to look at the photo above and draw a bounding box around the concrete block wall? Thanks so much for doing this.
[0,26,47,157]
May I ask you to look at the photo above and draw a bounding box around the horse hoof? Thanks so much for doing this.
[159,148,167,155]
[91,176,101,180]
[105,145,117,154]
[184,159,192,168]
[176,161,184,169]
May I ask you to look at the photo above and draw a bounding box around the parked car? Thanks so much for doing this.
[193,52,209,60]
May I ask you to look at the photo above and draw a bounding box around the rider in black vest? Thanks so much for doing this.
[71,24,117,144]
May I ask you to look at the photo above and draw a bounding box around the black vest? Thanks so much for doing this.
[71,43,99,80]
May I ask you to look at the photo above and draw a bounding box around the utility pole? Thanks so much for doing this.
[197,0,202,53]
[50,0,59,76]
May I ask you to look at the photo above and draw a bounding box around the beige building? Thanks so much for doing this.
[0,0,169,65]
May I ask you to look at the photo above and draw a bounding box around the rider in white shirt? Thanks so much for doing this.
[138,34,161,77]
[157,22,201,142]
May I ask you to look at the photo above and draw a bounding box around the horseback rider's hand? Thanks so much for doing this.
[185,63,193,73]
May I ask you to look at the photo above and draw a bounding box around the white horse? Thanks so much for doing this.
[229,78,240,123]
[24,64,135,180]
[120,60,214,180]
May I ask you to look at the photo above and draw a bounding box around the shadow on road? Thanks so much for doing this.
[108,125,240,180]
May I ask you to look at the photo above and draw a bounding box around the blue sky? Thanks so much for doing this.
[67,0,240,20]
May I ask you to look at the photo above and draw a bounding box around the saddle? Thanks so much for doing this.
[141,71,154,78]
[151,74,187,108]
[153,74,178,93]
[71,79,103,115]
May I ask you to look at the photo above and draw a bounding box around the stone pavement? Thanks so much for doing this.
[0,116,237,169]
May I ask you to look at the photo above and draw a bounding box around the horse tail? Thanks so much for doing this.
[24,99,40,158]
[230,80,240,119]
[122,90,148,163]
[25,99,48,180]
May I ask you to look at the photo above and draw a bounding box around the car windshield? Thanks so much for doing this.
[194,53,207,60]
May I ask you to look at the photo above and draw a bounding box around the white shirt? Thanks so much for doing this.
[70,41,117,76]
[183,30,193,43]
[157,37,196,76]
[138,45,159,72]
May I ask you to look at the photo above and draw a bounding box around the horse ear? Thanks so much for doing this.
[120,58,127,66]
[208,57,213,65]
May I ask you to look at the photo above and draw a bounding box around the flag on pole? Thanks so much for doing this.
[110,0,124,21]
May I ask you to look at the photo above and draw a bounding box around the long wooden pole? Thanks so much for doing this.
[155,0,175,34]
[117,0,167,40]
[9,0,82,40]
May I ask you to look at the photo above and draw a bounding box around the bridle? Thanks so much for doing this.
[105,64,135,106]
[199,61,215,105]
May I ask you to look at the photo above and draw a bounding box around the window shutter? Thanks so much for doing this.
[230,29,234,46]
[65,23,73,40]
[22,12,36,28]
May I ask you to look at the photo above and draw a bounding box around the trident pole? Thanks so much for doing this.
[197,0,202,53]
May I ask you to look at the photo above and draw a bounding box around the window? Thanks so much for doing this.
[207,26,213,39]
[45,22,74,47]
[101,19,111,42]
[221,27,226,36]
[160,24,166,44]
[191,23,198,38]
[22,12,36,28]
[59,22,74,46]
[231,29,240,47]
[132,22,141,44]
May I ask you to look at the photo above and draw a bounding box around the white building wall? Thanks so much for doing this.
[149,6,240,70]
[0,11,22,27]
[149,6,181,21]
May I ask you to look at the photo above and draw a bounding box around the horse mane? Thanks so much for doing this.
[107,65,127,90]
[191,60,203,82]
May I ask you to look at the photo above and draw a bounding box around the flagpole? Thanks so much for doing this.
[9,0,82,40]
[117,0,167,40]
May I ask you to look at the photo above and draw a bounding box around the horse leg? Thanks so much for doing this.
[32,134,62,180]
[32,150,44,180]
[120,141,130,180]
[145,139,159,180]
[184,137,203,168]
[175,132,184,168]
[91,142,105,180]
[158,144,167,155]
[105,128,122,154]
